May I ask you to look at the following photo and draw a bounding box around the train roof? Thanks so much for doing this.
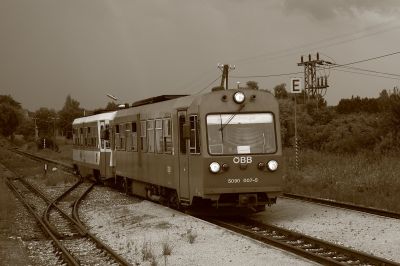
[131,95,188,107]
[72,111,117,125]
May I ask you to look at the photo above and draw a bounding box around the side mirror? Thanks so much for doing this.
[182,124,190,139]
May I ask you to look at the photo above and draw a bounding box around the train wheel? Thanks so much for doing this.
[121,177,129,195]
[169,191,180,210]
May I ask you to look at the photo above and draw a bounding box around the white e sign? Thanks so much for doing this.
[291,77,303,93]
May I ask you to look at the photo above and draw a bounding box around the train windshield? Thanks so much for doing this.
[206,113,276,155]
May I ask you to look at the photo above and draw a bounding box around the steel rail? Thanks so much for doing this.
[6,178,80,266]
[11,148,131,265]
[9,148,74,173]
[18,177,88,235]
[282,193,400,219]
[72,183,132,266]
[209,218,399,266]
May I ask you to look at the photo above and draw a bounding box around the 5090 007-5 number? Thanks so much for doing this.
[227,178,259,184]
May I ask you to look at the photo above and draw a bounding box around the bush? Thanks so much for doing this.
[36,137,59,151]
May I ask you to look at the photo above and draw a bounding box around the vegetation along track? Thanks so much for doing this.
[6,150,130,266]
[208,217,399,266]
[282,193,400,219]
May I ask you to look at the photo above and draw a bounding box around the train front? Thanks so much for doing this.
[191,88,283,214]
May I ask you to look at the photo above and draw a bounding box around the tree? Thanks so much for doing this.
[0,95,22,138]
[246,81,259,90]
[35,107,57,138]
[93,101,119,115]
[273,83,288,99]
[0,104,20,137]
[58,95,83,139]
[16,117,35,140]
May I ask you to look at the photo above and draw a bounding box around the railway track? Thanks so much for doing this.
[209,217,399,266]
[4,153,131,266]
[9,148,399,265]
[282,193,400,219]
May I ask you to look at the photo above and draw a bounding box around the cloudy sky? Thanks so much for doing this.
[1,0,400,111]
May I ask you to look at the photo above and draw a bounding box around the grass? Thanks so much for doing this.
[186,229,197,244]
[283,148,400,212]
[141,240,156,265]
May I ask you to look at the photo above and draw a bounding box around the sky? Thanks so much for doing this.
[1,0,400,111]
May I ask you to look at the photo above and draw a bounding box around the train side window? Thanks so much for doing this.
[155,119,163,153]
[105,124,110,149]
[84,128,88,146]
[140,121,147,152]
[72,128,77,145]
[189,115,201,154]
[125,123,131,151]
[114,125,120,150]
[147,120,155,153]
[131,122,137,151]
[119,124,125,150]
[179,114,186,154]
[163,118,172,154]
[80,128,84,146]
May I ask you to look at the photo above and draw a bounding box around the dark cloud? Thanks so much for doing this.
[283,0,400,20]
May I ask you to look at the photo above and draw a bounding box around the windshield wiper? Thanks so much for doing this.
[219,104,246,132]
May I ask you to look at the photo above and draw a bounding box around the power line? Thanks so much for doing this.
[232,21,400,64]
[232,51,400,82]
[331,68,400,81]
[194,75,222,94]
[330,51,400,68]
[231,71,303,79]
[332,65,400,78]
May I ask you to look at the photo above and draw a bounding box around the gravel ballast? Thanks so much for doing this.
[252,198,400,263]
[80,187,315,266]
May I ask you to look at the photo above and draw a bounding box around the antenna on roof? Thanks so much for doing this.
[106,94,118,101]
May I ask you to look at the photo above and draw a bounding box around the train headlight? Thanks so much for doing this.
[233,92,245,104]
[267,160,278,171]
[209,162,221,173]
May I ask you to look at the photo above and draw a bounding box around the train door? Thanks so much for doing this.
[177,110,190,200]
[99,120,109,176]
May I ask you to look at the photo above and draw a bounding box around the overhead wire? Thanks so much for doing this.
[330,68,400,81]
[232,21,400,64]
[182,22,400,94]
[233,51,400,81]
[194,75,222,94]
[231,71,303,79]
[331,65,400,78]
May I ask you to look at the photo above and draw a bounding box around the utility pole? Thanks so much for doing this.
[218,64,235,90]
[297,53,331,107]
[33,117,39,141]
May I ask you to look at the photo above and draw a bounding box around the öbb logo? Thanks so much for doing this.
[233,156,252,164]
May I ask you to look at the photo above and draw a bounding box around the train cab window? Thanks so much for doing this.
[206,113,276,155]
[147,120,155,153]
[140,121,147,152]
[163,118,172,154]
[189,115,201,154]
[155,119,163,153]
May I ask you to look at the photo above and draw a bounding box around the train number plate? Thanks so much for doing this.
[227,178,259,184]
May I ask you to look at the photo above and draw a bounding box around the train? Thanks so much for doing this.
[72,88,283,213]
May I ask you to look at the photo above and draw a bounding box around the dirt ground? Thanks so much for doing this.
[0,164,33,266]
